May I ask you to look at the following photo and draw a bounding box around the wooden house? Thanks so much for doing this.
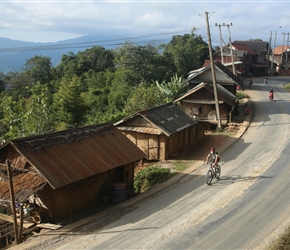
[115,103,204,161]
[175,82,236,128]
[0,123,146,224]
[185,61,244,95]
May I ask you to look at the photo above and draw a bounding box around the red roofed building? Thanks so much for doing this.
[270,45,290,75]
[206,40,271,77]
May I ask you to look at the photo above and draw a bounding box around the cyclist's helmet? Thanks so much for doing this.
[211,147,215,152]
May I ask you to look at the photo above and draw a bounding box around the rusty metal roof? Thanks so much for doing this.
[175,82,236,107]
[233,40,269,54]
[4,123,146,189]
[116,126,162,135]
[0,171,46,203]
[115,103,197,137]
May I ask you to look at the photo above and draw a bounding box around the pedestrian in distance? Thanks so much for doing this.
[248,78,252,89]
[244,103,250,115]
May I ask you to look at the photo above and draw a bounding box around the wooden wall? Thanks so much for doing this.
[122,124,205,161]
[38,164,134,222]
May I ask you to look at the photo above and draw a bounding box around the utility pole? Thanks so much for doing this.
[227,23,236,75]
[205,11,222,131]
[266,31,272,75]
[216,24,224,64]
[215,23,235,75]
[271,31,277,71]
[282,32,285,68]
[286,33,289,70]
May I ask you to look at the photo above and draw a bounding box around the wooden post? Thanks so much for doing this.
[18,205,23,243]
[6,160,19,244]
[205,11,222,131]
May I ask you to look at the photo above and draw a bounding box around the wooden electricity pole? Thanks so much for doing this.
[271,31,277,71]
[205,11,222,130]
[6,160,19,244]
[267,31,272,74]
[216,24,224,64]
[286,33,289,70]
[226,23,236,75]
[282,32,286,68]
[216,23,235,75]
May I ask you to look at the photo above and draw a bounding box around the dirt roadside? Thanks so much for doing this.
[9,100,251,250]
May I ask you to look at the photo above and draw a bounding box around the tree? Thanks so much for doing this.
[54,52,78,78]
[155,73,187,102]
[53,76,87,129]
[114,42,159,86]
[4,71,32,99]
[81,70,113,124]
[76,46,115,73]
[22,83,56,135]
[163,29,209,78]
[0,72,6,93]
[55,47,115,79]
[23,55,53,84]
[106,70,133,115]
[123,84,166,116]
[0,94,25,140]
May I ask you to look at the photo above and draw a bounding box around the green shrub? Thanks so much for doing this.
[283,83,290,90]
[236,90,249,100]
[134,166,171,193]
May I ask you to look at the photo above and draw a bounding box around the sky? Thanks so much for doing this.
[0,0,289,48]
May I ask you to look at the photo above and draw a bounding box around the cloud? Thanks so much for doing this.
[0,1,288,45]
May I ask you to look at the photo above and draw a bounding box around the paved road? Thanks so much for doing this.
[12,76,290,250]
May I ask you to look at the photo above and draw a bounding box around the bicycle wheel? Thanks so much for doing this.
[205,169,213,185]
[215,165,221,180]
[30,211,41,224]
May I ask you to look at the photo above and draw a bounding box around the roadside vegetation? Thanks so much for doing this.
[0,29,209,143]
[133,160,194,194]
[134,166,172,193]
[267,227,290,249]
[236,90,249,100]
[283,83,290,90]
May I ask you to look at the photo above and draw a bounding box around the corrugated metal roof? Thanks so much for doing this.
[5,123,146,189]
[273,45,290,55]
[233,40,269,54]
[185,62,244,89]
[214,62,244,89]
[232,43,257,55]
[115,103,197,137]
[117,126,162,135]
[0,171,46,203]
[175,82,236,107]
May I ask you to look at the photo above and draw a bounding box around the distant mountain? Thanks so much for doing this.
[0,35,170,74]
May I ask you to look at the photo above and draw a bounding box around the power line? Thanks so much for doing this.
[0,30,192,54]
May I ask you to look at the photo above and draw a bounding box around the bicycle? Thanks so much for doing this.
[205,162,221,185]
[16,202,42,224]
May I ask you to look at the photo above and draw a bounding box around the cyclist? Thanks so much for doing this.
[269,88,274,94]
[269,88,274,100]
[205,147,220,169]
